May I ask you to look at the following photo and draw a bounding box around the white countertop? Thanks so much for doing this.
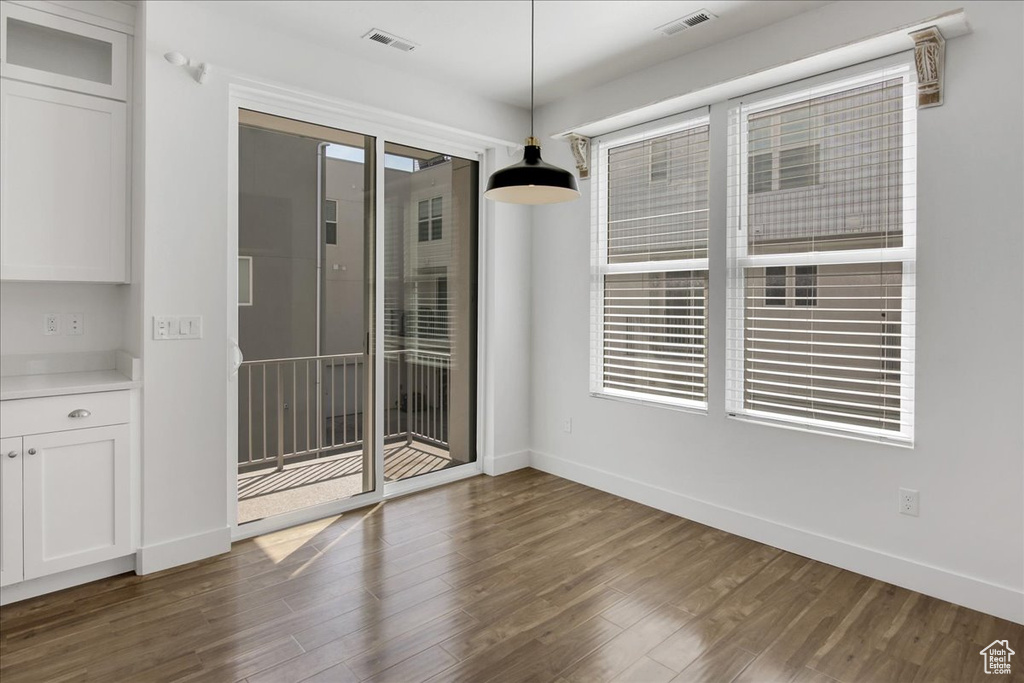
[1,369,141,401]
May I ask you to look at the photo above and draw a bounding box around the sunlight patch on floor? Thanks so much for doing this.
[253,514,341,563]
[289,503,384,578]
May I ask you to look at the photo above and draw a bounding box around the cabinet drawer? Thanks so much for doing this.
[0,391,129,438]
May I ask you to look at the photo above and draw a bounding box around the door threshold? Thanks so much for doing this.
[231,462,482,542]
[232,490,381,542]
[384,461,482,500]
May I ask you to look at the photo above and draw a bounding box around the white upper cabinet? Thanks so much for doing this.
[1,2,127,100]
[1,79,127,282]
[0,2,131,283]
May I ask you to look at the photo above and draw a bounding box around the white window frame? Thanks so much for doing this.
[725,58,917,446]
[590,109,710,413]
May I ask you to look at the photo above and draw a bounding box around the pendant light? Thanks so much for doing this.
[484,0,580,204]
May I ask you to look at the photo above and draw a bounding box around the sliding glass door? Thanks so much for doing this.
[234,111,479,528]
[382,143,478,483]
[236,111,375,524]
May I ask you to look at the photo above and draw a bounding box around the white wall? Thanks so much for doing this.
[484,196,533,472]
[139,1,531,564]
[530,0,1024,623]
[0,283,126,355]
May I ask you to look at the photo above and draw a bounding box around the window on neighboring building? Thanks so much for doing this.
[748,152,773,194]
[649,139,669,183]
[418,196,442,242]
[591,115,710,410]
[765,266,787,306]
[436,276,448,339]
[794,265,817,306]
[325,198,338,245]
[408,270,449,343]
[779,145,818,190]
[747,105,820,194]
[238,256,252,306]
[727,63,916,444]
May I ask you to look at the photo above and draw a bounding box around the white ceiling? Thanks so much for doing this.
[216,1,831,109]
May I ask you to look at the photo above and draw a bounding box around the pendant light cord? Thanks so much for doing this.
[530,0,535,138]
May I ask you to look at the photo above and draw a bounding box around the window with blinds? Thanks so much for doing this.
[591,115,710,409]
[726,64,916,443]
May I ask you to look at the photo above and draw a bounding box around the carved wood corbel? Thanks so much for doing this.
[568,134,591,179]
[910,26,945,108]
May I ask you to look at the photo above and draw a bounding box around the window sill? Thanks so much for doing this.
[727,410,913,448]
[590,390,708,417]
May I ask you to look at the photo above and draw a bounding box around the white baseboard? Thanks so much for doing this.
[0,555,135,605]
[529,450,1024,625]
[136,526,232,575]
[484,449,531,476]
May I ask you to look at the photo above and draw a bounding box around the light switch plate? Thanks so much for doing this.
[179,316,203,339]
[154,315,202,340]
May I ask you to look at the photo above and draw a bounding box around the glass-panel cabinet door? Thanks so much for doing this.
[1,3,128,100]
[383,143,478,483]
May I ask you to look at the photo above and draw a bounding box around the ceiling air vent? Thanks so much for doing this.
[362,28,418,52]
[656,9,718,37]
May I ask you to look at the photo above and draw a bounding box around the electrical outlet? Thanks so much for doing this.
[65,313,83,336]
[563,418,572,434]
[44,314,60,335]
[898,488,919,516]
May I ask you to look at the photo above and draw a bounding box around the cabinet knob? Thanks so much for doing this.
[5,451,16,459]
[68,409,92,418]
[27,448,37,455]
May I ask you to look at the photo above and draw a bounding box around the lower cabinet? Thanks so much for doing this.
[0,436,23,587]
[0,393,132,587]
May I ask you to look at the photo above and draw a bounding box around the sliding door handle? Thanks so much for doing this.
[230,338,244,377]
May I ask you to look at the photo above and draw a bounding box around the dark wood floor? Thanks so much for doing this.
[1,469,1020,682]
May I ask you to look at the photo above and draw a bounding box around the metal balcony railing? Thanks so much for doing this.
[238,349,451,473]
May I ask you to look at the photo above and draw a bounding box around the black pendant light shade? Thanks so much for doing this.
[484,1,580,205]
[484,137,580,205]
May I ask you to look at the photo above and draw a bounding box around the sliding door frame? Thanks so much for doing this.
[226,82,499,541]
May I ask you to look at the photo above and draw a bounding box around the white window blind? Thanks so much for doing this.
[591,114,710,409]
[726,63,916,444]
